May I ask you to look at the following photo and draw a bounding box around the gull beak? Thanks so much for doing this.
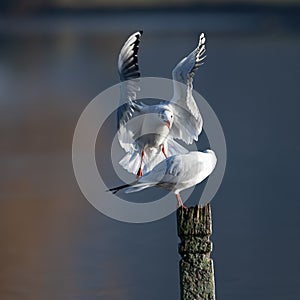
[164,120,171,129]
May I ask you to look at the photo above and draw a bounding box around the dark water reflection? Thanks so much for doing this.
[1,12,300,300]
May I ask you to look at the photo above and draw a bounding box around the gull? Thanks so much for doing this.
[108,150,217,207]
[117,31,206,177]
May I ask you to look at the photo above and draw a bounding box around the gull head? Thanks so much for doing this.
[159,109,174,129]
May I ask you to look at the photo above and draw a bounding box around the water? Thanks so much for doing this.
[1,11,300,300]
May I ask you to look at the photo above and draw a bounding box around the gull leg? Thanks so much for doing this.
[136,150,145,178]
[161,145,167,158]
[176,193,186,209]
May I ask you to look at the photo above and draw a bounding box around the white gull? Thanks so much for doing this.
[117,31,206,176]
[109,150,216,207]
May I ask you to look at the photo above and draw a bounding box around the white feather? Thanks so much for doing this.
[124,150,217,194]
[116,32,207,176]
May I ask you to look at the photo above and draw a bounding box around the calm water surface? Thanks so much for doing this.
[1,12,300,300]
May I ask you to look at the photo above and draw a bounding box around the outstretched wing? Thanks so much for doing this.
[117,31,144,152]
[117,30,143,129]
[169,33,206,144]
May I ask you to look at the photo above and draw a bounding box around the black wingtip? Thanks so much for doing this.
[110,189,119,195]
[106,183,132,194]
[106,188,119,195]
[139,30,143,35]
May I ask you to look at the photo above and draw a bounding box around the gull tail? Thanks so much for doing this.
[140,142,188,174]
[164,138,189,156]
[141,148,165,174]
[119,148,165,175]
[119,150,143,175]
[119,140,188,175]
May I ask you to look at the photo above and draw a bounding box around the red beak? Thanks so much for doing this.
[165,121,171,129]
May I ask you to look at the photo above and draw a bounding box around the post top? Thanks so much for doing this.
[177,204,212,237]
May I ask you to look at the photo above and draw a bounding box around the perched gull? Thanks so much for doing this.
[109,150,217,207]
[117,31,206,177]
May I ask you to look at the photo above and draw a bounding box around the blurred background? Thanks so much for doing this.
[1,1,300,299]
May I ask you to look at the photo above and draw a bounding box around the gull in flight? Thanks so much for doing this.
[117,31,206,177]
[108,150,217,207]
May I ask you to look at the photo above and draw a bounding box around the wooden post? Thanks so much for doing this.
[177,204,215,300]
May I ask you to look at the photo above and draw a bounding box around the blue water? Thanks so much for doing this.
[0,11,300,300]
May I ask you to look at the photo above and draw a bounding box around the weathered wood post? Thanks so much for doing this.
[177,204,215,300]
